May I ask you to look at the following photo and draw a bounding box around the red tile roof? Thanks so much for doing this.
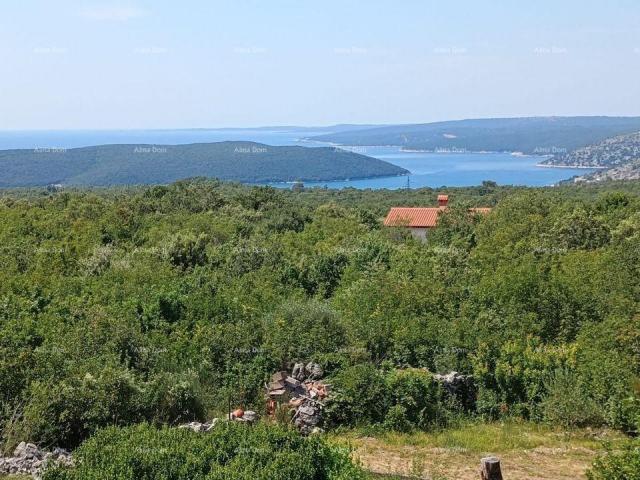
[384,206,492,228]
[437,194,449,207]
[384,207,445,228]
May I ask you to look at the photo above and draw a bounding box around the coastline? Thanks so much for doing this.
[251,171,409,187]
[535,163,607,169]
[330,143,556,158]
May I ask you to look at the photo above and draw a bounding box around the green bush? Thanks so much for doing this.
[588,440,640,480]
[326,367,450,431]
[19,366,144,448]
[553,207,610,251]
[383,404,412,432]
[541,368,604,428]
[574,315,640,432]
[164,233,208,270]
[385,369,444,429]
[141,371,206,424]
[43,423,366,480]
[263,300,347,366]
[473,337,575,420]
[324,364,390,427]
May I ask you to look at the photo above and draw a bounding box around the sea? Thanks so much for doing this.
[0,128,596,189]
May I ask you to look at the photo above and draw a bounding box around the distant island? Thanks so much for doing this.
[308,116,640,154]
[0,141,409,188]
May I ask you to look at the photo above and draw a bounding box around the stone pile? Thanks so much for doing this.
[178,409,259,433]
[434,371,476,409]
[178,419,220,432]
[267,362,329,435]
[229,409,259,423]
[0,442,72,479]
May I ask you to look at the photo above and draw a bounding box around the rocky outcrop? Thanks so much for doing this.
[0,442,72,479]
[434,371,476,410]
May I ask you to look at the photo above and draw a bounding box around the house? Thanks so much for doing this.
[383,194,491,240]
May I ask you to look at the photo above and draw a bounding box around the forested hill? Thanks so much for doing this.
[543,132,640,183]
[0,141,408,187]
[542,131,640,168]
[308,116,640,154]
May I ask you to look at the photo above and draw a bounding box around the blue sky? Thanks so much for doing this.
[1,0,639,129]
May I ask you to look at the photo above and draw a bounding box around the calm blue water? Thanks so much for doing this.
[0,129,595,188]
[280,146,595,188]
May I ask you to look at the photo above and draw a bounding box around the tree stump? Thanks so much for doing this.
[480,456,503,480]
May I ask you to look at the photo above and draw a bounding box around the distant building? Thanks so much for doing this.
[383,194,491,240]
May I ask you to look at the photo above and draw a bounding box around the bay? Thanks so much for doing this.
[0,129,595,188]
[278,146,595,189]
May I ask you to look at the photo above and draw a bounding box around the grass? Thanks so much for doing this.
[350,421,617,452]
[331,421,627,480]
[0,422,627,480]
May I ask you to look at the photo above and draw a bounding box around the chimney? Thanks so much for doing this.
[437,194,449,207]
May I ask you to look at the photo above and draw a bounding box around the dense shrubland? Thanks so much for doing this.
[1,179,639,474]
[43,423,364,480]
[588,438,640,479]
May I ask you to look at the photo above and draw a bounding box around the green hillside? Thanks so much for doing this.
[309,116,640,154]
[0,141,408,187]
[543,131,640,168]
[543,131,640,183]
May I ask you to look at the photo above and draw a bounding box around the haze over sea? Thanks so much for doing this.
[0,129,595,189]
